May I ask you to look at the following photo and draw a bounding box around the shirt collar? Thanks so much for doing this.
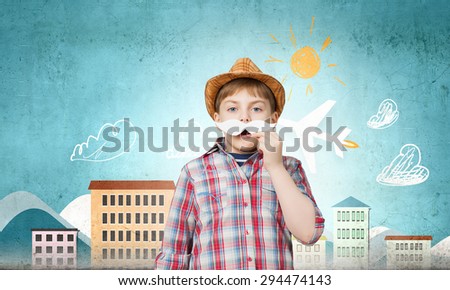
[203,137,262,162]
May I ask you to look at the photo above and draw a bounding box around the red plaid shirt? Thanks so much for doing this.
[156,138,324,270]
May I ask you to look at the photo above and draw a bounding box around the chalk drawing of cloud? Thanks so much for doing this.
[376,144,429,186]
[367,99,399,129]
[70,119,137,162]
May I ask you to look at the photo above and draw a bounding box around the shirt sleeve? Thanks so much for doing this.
[155,166,196,269]
[286,158,325,245]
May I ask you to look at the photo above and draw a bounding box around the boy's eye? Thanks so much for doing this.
[227,107,237,112]
[252,107,262,112]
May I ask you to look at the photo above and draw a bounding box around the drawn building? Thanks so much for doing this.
[293,235,327,270]
[332,196,370,269]
[89,180,175,269]
[31,228,79,269]
[385,235,432,269]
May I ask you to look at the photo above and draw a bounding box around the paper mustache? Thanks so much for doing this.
[215,120,276,136]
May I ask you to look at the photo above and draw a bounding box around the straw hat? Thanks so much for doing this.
[204,58,285,119]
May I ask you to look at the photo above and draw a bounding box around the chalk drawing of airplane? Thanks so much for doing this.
[277,100,357,173]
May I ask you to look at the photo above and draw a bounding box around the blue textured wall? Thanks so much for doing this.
[1,0,449,246]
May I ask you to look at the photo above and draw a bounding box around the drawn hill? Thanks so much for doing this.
[0,191,91,269]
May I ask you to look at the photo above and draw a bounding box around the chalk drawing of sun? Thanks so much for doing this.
[266,16,346,100]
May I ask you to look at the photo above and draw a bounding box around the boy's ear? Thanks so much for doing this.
[213,112,221,122]
[270,111,279,123]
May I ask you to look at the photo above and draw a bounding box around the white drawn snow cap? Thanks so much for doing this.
[215,120,276,136]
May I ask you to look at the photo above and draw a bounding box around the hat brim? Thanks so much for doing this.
[204,72,285,119]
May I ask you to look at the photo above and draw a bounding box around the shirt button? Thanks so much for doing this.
[245,230,249,235]
[247,257,253,262]
[244,202,249,207]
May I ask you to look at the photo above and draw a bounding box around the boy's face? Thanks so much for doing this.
[213,89,279,154]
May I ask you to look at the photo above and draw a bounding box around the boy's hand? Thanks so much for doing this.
[250,131,284,171]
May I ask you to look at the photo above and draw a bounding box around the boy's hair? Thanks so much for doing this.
[214,78,277,113]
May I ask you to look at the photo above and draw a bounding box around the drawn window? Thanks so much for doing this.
[57,234,63,242]
[143,195,149,206]
[36,246,42,254]
[126,249,131,259]
[143,213,149,224]
[46,234,52,242]
[151,195,157,206]
[102,195,107,206]
[35,234,42,242]
[159,230,164,241]
[46,246,52,254]
[135,249,141,259]
[337,211,341,222]
[67,234,74,242]
[67,246,74,254]
[135,195,140,206]
[159,195,164,206]
[57,246,63,254]
[118,195,123,206]
[135,231,140,242]
[118,249,124,260]
[314,244,320,252]
[126,195,131,206]
[102,249,107,259]
[110,195,115,206]
[136,213,141,224]
[159,213,164,224]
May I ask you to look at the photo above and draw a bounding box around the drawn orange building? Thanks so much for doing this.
[89,180,175,269]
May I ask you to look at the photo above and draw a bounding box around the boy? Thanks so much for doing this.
[155,58,324,270]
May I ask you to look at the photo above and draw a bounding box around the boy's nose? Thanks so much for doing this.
[240,115,250,123]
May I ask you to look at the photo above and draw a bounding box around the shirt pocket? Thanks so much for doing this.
[193,175,229,225]
[261,173,280,213]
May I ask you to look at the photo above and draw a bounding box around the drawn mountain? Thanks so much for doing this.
[369,226,403,269]
[431,236,450,269]
[0,191,91,269]
[60,194,91,239]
